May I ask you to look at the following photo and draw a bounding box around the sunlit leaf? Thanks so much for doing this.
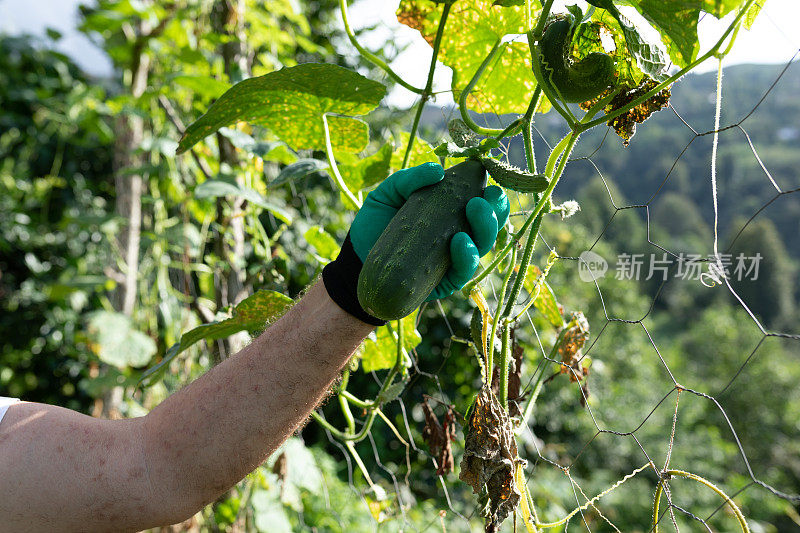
[360,312,421,373]
[524,266,563,328]
[632,0,701,67]
[589,3,668,80]
[139,291,293,386]
[86,311,156,368]
[397,0,541,114]
[171,75,231,99]
[339,142,393,193]
[178,63,386,154]
[390,131,438,172]
[194,179,293,223]
[304,225,339,263]
[270,159,328,188]
[701,0,749,18]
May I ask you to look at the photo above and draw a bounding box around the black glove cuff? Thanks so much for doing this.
[322,233,387,327]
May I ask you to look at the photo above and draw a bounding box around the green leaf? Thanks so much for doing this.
[218,127,292,160]
[138,291,293,386]
[743,0,766,29]
[339,143,393,193]
[86,311,156,368]
[397,0,540,114]
[390,132,438,172]
[701,0,748,18]
[360,312,421,373]
[523,266,564,328]
[267,438,324,510]
[171,75,231,100]
[304,226,339,263]
[270,159,329,188]
[593,3,668,80]
[194,179,293,223]
[377,380,407,404]
[252,488,292,533]
[632,0,701,67]
[194,179,239,198]
[177,63,386,155]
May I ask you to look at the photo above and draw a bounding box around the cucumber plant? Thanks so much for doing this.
[167,0,766,529]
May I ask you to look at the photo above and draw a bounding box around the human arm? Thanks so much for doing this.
[0,280,373,532]
[0,162,507,532]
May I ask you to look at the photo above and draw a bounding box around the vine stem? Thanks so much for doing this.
[402,3,451,169]
[339,0,423,94]
[522,86,543,174]
[459,39,507,136]
[578,0,756,132]
[322,114,361,208]
[461,130,573,297]
[488,243,518,387]
[652,470,750,532]
[516,326,567,433]
[512,250,558,322]
[530,463,651,528]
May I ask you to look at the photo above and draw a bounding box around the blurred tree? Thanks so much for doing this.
[727,216,796,329]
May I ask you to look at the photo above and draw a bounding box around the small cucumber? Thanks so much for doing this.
[357,159,487,321]
[480,158,549,193]
[539,18,615,103]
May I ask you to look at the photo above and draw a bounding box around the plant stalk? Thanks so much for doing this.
[402,3,452,168]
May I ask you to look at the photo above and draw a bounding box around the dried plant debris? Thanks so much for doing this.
[559,311,590,383]
[582,79,671,145]
[508,329,525,418]
[608,80,671,145]
[459,387,524,531]
[421,397,457,476]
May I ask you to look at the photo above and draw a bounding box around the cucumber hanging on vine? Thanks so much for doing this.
[537,16,616,103]
[480,157,549,194]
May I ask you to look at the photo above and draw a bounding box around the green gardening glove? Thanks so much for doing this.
[322,162,509,326]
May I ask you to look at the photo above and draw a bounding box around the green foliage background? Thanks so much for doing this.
[0,0,798,531]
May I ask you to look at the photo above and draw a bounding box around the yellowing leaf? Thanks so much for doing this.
[178,63,386,154]
[397,0,541,115]
[360,312,422,373]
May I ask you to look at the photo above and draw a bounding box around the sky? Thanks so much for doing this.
[1,0,798,107]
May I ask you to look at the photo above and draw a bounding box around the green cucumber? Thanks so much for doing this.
[357,159,487,321]
[539,18,615,103]
[480,157,549,193]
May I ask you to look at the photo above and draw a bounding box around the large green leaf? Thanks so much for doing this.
[632,0,701,67]
[177,63,387,155]
[138,290,293,386]
[397,0,540,115]
[86,311,157,368]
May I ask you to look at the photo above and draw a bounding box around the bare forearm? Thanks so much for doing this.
[140,280,373,521]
